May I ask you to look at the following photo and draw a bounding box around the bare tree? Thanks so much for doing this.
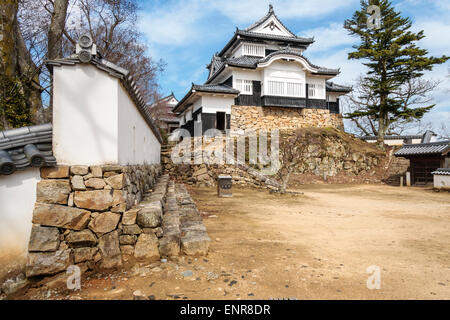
[344,76,441,137]
[2,0,163,129]
[64,0,164,104]
[436,122,450,140]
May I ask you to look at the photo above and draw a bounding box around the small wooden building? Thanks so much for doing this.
[395,141,450,185]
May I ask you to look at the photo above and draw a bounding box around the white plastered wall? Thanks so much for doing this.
[200,95,235,114]
[262,60,306,97]
[52,63,161,166]
[232,69,262,91]
[434,174,450,190]
[117,83,160,165]
[53,64,119,165]
[0,168,40,258]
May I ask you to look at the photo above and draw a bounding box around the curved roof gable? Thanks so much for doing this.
[258,50,340,75]
[246,5,296,38]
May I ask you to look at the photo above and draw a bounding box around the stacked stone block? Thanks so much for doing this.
[177,184,211,256]
[230,105,344,132]
[159,181,182,257]
[26,164,161,278]
[26,170,211,280]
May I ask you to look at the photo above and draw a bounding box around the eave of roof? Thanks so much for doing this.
[394,141,450,157]
[206,51,340,84]
[0,123,56,175]
[47,55,163,144]
[173,84,239,114]
[432,168,450,175]
[218,29,314,58]
[360,135,423,141]
[326,81,352,93]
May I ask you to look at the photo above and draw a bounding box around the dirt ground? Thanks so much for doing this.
[5,184,450,300]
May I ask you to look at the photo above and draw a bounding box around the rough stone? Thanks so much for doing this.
[103,172,117,178]
[26,250,72,277]
[136,202,162,228]
[120,245,135,256]
[133,290,148,300]
[71,175,86,191]
[70,166,89,176]
[33,203,91,230]
[159,235,180,257]
[134,233,160,262]
[97,231,122,270]
[85,178,106,189]
[73,247,98,264]
[119,235,137,245]
[36,180,71,205]
[1,276,28,295]
[90,166,102,178]
[102,165,123,173]
[111,202,126,213]
[88,212,121,236]
[122,224,142,235]
[112,190,125,207]
[68,193,74,207]
[181,232,210,256]
[66,230,97,247]
[105,173,125,190]
[40,166,69,179]
[28,225,60,252]
[74,190,113,211]
[122,209,139,225]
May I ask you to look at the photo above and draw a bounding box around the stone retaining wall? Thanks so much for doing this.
[25,167,210,280]
[230,105,344,132]
[26,164,161,278]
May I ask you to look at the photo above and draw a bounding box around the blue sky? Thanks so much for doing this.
[138,0,450,133]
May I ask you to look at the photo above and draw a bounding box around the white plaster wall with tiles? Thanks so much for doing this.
[52,63,160,166]
[0,168,40,258]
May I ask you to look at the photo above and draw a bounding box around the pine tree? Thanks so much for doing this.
[344,0,449,147]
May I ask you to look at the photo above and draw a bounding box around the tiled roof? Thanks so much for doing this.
[0,123,56,175]
[236,29,314,45]
[207,55,259,82]
[207,51,340,83]
[361,135,423,141]
[173,84,239,114]
[432,168,450,175]
[245,5,297,36]
[218,29,313,58]
[193,84,239,94]
[226,56,261,68]
[47,54,163,144]
[395,141,450,156]
[326,81,352,93]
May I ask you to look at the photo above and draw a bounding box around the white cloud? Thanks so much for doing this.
[139,2,208,45]
[302,23,357,54]
[139,0,358,45]
[208,0,358,24]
